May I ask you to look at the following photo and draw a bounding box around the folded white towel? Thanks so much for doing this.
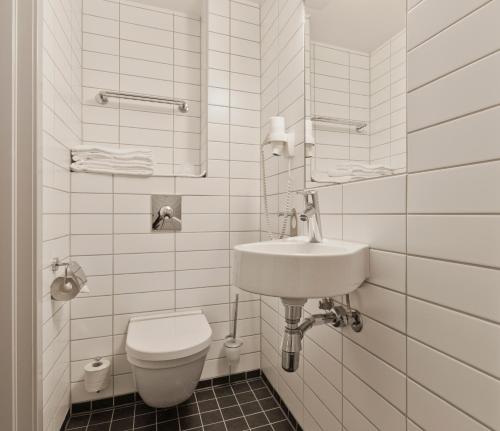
[72,160,153,170]
[72,145,152,156]
[70,145,154,176]
[333,162,393,172]
[328,162,393,179]
[328,168,392,177]
[71,154,152,164]
[71,164,153,176]
[73,153,153,163]
[328,171,386,179]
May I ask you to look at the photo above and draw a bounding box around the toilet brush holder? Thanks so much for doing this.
[224,337,243,364]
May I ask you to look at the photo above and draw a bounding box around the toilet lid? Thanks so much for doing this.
[126,310,212,361]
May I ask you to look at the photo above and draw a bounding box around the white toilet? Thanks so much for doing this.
[126,310,212,408]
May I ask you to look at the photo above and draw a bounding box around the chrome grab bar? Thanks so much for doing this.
[96,90,189,113]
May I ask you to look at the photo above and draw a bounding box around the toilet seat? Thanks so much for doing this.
[127,348,208,369]
[126,310,212,362]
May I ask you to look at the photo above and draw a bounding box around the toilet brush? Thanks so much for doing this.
[225,294,243,365]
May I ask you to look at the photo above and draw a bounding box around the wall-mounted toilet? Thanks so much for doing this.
[126,310,212,408]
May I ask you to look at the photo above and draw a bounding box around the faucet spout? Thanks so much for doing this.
[299,190,323,243]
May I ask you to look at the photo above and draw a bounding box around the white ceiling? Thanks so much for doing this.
[307,0,406,53]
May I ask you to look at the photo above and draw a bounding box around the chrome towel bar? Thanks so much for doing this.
[96,90,189,113]
[310,115,367,132]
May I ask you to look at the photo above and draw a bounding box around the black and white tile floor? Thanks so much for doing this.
[63,377,298,431]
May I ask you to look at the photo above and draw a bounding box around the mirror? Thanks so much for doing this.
[83,0,205,178]
[304,0,407,185]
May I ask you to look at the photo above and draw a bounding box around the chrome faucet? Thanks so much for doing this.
[299,190,323,243]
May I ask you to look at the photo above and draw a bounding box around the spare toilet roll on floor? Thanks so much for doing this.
[84,357,111,393]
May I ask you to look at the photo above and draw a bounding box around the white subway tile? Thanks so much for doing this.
[71,296,112,319]
[408,298,500,377]
[408,161,500,213]
[71,336,113,361]
[71,255,113,276]
[83,0,119,20]
[408,106,500,172]
[408,1,500,90]
[343,368,406,431]
[408,380,489,431]
[120,40,173,63]
[343,315,406,372]
[343,215,406,253]
[231,2,259,24]
[408,339,500,430]
[114,233,175,253]
[71,316,112,340]
[349,283,406,332]
[408,215,500,268]
[114,271,175,294]
[303,383,342,431]
[368,250,406,293]
[176,285,229,308]
[343,399,378,431]
[114,252,175,274]
[176,250,229,270]
[407,256,500,323]
[407,0,490,49]
[343,175,406,214]
[303,338,342,391]
[71,234,113,256]
[343,338,406,411]
[408,52,500,132]
[114,291,175,314]
[120,5,173,30]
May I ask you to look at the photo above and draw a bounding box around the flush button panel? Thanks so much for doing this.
[151,195,182,232]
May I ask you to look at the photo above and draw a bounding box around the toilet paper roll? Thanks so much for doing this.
[84,358,111,393]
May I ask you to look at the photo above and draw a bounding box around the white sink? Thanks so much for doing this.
[233,236,369,303]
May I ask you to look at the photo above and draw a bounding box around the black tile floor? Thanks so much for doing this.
[63,378,295,431]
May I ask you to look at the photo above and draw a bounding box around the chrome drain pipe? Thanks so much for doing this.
[281,296,363,372]
[281,304,303,372]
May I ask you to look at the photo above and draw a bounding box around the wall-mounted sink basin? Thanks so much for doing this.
[233,236,369,304]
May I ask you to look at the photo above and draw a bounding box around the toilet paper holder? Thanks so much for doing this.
[50,258,90,301]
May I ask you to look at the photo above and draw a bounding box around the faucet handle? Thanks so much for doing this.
[318,297,334,311]
[297,189,318,207]
[297,189,317,196]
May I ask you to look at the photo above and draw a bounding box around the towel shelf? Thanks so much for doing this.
[70,167,207,179]
[310,115,367,132]
[310,174,342,184]
[96,90,189,113]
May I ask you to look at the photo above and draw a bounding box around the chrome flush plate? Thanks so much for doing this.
[151,195,182,232]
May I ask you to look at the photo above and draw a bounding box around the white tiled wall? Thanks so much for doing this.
[41,0,82,429]
[261,1,500,430]
[82,0,203,176]
[42,0,500,427]
[370,30,407,171]
[69,0,262,403]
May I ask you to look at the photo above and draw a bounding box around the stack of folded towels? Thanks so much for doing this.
[71,145,154,176]
[328,162,393,182]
